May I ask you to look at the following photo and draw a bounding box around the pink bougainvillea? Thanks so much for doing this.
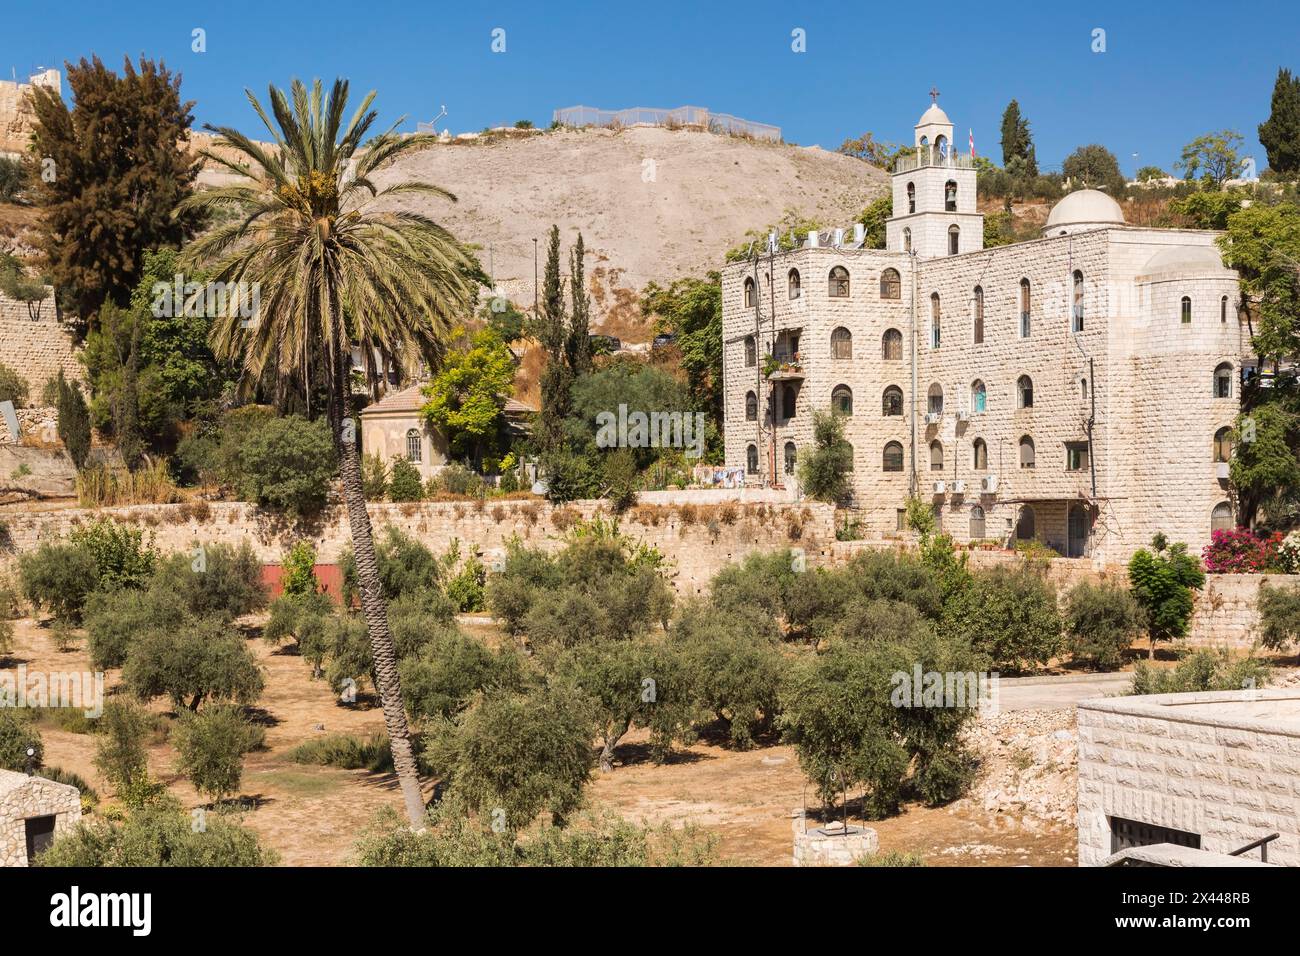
[1202,528,1286,574]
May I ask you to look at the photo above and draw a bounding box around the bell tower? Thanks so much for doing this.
[885,90,984,259]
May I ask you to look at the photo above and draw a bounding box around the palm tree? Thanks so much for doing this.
[181,78,478,827]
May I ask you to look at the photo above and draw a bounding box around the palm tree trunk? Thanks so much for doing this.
[333,354,427,829]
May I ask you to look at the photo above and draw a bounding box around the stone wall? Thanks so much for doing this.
[0,499,837,598]
[0,770,82,867]
[1077,690,1300,866]
[0,290,83,398]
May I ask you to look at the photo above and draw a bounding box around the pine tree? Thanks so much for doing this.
[999,100,1038,176]
[536,225,571,453]
[1259,67,1300,177]
[27,56,203,325]
[566,233,592,377]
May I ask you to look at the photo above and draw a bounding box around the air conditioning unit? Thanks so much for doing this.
[1216,462,1230,480]
[932,480,947,495]
[952,479,966,494]
[924,412,942,425]
[956,408,970,422]
[981,474,999,494]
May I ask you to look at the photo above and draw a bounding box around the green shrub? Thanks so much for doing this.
[361,452,388,499]
[262,590,334,659]
[0,710,42,771]
[388,456,423,501]
[0,361,30,406]
[150,541,267,621]
[172,703,265,803]
[35,803,278,867]
[1064,582,1145,670]
[1130,648,1271,696]
[857,850,926,867]
[68,518,158,591]
[399,629,525,724]
[232,414,336,515]
[444,553,487,612]
[797,410,853,503]
[427,461,487,498]
[84,588,188,669]
[1257,581,1300,650]
[19,540,99,622]
[93,700,154,795]
[946,566,1061,672]
[341,526,439,604]
[289,733,392,772]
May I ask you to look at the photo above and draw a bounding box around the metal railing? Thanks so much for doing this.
[552,105,781,141]
[894,149,977,173]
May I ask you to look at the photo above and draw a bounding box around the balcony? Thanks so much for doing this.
[893,149,976,174]
[765,351,804,381]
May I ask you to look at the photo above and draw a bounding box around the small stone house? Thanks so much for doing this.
[359,383,535,481]
[0,769,82,867]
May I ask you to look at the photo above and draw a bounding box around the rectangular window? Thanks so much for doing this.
[1110,817,1201,855]
[896,509,906,532]
[1066,442,1090,472]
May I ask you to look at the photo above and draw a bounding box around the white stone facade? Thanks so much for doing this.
[722,100,1248,563]
[0,769,82,867]
[1077,690,1300,867]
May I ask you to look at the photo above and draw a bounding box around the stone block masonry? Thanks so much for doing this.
[0,499,837,598]
[0,289,84,399]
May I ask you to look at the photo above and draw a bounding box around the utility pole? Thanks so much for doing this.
[533,238,538,318]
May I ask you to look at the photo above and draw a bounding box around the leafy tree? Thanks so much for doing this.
[149,541,267,622]
[55,372,91,469]
[400,630,527,723]
[1257,580,1300,650]
[70,517,157,590]
[0,254,47,320]
[182,77,481,828]
[341,526,440,603]
[0,362,29,407]
[1135,165,1170,182]
[429,688,594,833]
[1217,201,1300,368]
[837,132,904,168]
[280,541,318,597]
[640,274,723,427]
[84,587,188,669]
[233,415,336,516]
[1127,534,1206,658]
[172,703,265,803]
[945,566,1061,672]
[1259,68,1300,177]
[387,456,423,502]
[999,100,1037,175]
[35,802,277,866]
[1230,405,1300,527]
[93,700,154,793]
[856,195,892,250]
[566,359,696,469]
[1169,189,1246,230]
[262,590,334,669]
[1063,582,1145,670]
[0,155,27,202]
[27,56,202,321]
[1176,130,1245,187]
[122,614,265,711]
[422,327,514,466]
[797,410,853,503]
[19,540,99,623]
[1062,144,1125,193]
[0,711,42,771]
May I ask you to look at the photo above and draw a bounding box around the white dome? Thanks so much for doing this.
[1043,189,1125,235]
[917,103,950,127]
[1140,245,1231,276]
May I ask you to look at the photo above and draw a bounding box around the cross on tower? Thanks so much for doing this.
[929,86,940,104]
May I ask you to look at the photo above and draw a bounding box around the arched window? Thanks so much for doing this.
[1072,270,1084,332]
[972,286,984,344]
[906,182,916,214]
[945,180,957,212]
[828,266,850,298]
[1016,505,1036,541]
[746,444,759,475]
[1017,375,1034,409]
[784,441,797,475]
[882,328,903,360]
[744,335,756,367]
[745,390,757,421]
[970,505,986,539]
[882,385,903,417]
[903,228,912,253]
[1181,296,1192,324]
[1214,362,1233,398]
[880,268,901,300]
[930,440,944,471]
[743,277,755,308]
[971,380,986,413]
[831,326,852,359]
[1221,295,1229,323]
[948,225,960,256]
[1213,427,1233,463]
[1019,278,1032,337]
[1211,501,1234,533]
[1019,435,1036,469]
[787,268,801,300]
[406,428,423,463]
[782,385,797,420]
[1080,378,1089,401]
[832,385,853,415]
[930,293,941,348]
[972,438,988,470]
[883,441,904,472]
[927,383,944,415]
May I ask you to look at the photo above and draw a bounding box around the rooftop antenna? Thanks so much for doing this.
[419,104,448,134]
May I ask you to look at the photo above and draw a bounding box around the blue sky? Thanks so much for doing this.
[4,0,1298,174]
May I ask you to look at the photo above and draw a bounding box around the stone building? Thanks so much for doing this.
[0,768,82,867]
[722,96,1247,563]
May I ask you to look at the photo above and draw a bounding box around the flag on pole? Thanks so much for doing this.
[969,128,975,157]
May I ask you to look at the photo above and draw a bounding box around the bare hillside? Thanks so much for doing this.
[376,126,887,334]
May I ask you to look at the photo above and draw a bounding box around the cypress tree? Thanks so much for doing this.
[536,225,570,453]
[55,371,92,470]
[566,233,592,377]
[999,100,1038,176]
[1259,67,1300,176]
